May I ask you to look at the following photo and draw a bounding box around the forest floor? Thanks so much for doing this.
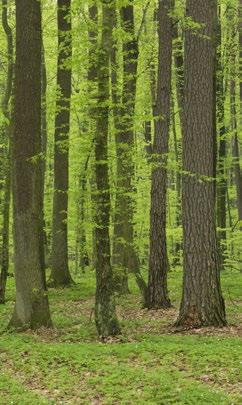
[0,268,241,404]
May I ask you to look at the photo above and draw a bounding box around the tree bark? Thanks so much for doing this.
[240,0,242,115]
[0,0,13,304]
[176,0,226,328]
[94,0,120,338]
[145,0,174,309]
[10,0,52,329]
[112,2,141,294]
[38,40,49,283]
[230,4,242,223]
[50,0,73,287]
[216,6,227,265]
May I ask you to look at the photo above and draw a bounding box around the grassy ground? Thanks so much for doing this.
[0,268,241,404]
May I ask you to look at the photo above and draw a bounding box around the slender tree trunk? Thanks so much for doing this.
[39,41,49,281]
[110,7,130,294]
[75,148,90,274]
[171,93,182,264]
[231,79,242,221]
[112,2,141,294]
[172,10,184,262]
[216,6,227,265]
[230,4,242,223]
[10,0,52,329]
[145,0,174,309]
[240,0,242,116]
[87,2,98,273]
[50,0,73,287]
[176,0,226,328]
[0,0,13,304]
[94,0,120,338]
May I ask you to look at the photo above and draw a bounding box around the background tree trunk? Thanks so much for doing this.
[216,6,227,266]
[146,0,174,309]
[50,0,73,287]
[112,2,140,294]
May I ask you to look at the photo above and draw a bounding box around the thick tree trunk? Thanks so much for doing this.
[50,0,73,287]
[94,0,120,338]
[0,0,13,304]
[176,0,226,328]
[10,0,52,329]
[145,0,174,309]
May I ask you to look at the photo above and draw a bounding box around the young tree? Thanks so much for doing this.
[176,0,226,328]
[10,0,52,329]
[50,0,73,286]
[0,0,13,304]
[145,0,174,309]
[94,0,120,338]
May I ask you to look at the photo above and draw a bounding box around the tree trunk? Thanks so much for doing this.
[145,0,174,309]
[230,4,242,223]
[50,0,73,287]
[240,0,242,113]
[87,2,98,273]
[0,0,13,304]
[172,13,184,262]
[176,0,226,328]
[38,41,48,283]
[94,0,120,338]
[216,6,227,265]
[10,0,52,329]
[112,2,140,294]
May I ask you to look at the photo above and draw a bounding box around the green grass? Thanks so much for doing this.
[0,268,241,404]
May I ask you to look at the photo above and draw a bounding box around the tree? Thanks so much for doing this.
[145,0,174,309]
[176,0,226,328]
[0,0,13,304]
[94,0,120,338]
[112,1,141,294]
[50,0,73,286]
[216,4,227,265]
[10,0,52,329]
[230,4,242,224]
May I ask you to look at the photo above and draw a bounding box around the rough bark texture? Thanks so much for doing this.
[94,0,120,338]
[0,0,13,304]
[145,0,173,309]
[50,0,73,286]
[176,0,226,328]
[10,0,52,329]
